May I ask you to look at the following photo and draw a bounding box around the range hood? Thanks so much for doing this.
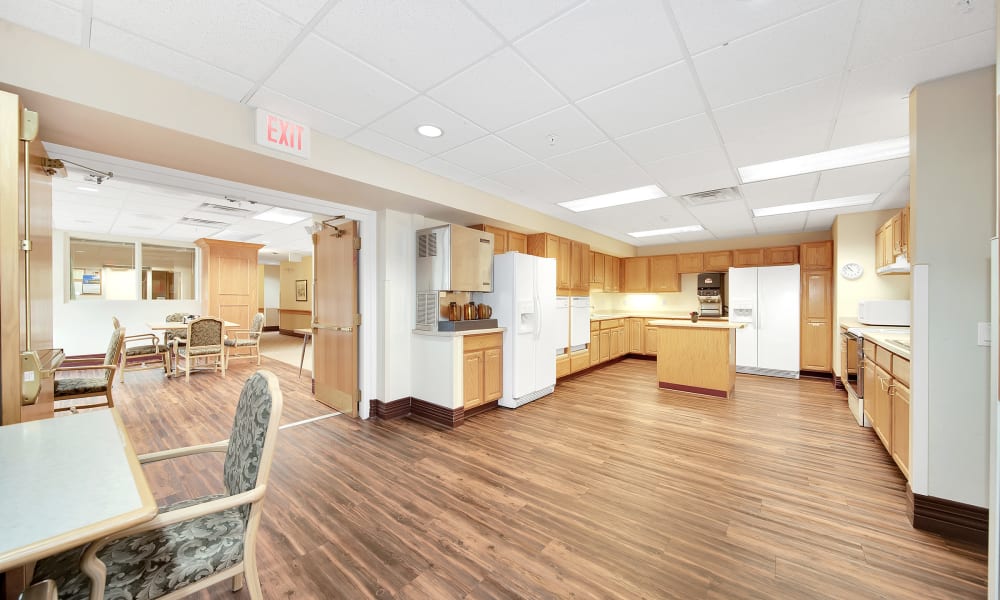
[877,254,911,275]
[416,224,494,292]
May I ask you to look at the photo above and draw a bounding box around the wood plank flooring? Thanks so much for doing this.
[97,356,985,599]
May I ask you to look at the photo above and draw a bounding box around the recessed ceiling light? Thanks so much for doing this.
[252,207,311,225]
[558,185,666,212]
[752,193,879,218]
[416,124,443,138]
[628,224,704,238]
[737,137,909,184]
[76,186,99,192]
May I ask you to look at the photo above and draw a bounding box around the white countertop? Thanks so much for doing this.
[648,319,745,329]
[413,327,505,337]
[863,331,912,359]
[591,312,728,322]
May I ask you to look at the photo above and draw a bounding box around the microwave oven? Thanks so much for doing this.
[857,299,911,326]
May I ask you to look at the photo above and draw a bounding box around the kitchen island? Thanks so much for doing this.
[648,320,745,399]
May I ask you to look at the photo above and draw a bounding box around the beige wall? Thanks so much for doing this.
[830,210,911,376]
[591,274,701,314]
[910,66,996,507]
[279,256,312,332]
[637,230,830,257]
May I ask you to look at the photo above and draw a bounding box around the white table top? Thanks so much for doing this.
[147,320,239,330]
[0,410,157,571]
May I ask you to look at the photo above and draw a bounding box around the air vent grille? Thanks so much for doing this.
[415,292,438,330]
[680,187,743,206]
[178,216,228,228]
[417,232,438,258]
[198,202,255,216]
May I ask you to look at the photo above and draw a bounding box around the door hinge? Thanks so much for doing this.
[354,237,361,251]
[353,313,361,327]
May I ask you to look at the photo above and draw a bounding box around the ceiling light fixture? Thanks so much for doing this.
[76,186,100,192]
[416,124,443,138]
[252,207,312,225]
[628,224,704,238]
[752,193,879,218]
[558,185,666,213]
[737,137,909,184]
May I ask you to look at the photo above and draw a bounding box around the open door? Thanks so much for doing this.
[312,220,359,417]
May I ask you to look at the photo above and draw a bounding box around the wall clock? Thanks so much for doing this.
[840,262,864,280]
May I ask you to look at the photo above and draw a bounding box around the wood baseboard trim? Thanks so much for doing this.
[278,329,308,338]
[799,369,832,380]
[410,397,464,428]
[464,400,498,418]
[907,484,988,546]
[625,353,656,361]
[262,325,279,332]
[659,381,727,398]
[372,397,411,420]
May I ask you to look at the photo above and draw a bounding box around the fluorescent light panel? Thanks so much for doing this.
[252,207,311,225]
[738,137,909,184]
[752,194,879,218]
[558,184,665,212]
[628,224,704,238]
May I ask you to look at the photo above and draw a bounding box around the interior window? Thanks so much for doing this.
[69,238,137,300]
[141,244,196,300]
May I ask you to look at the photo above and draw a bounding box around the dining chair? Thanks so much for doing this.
[52,326,125,412]
[17,580,57,600]
[172,317,226,381]
[31,370,284,600]
[112,316,171,382]
[163,312,188,346]
[225,312,264,366]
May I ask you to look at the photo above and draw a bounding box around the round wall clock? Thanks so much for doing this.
[840,262,864,280]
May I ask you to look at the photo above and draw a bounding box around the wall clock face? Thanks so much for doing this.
[840,262,864,280]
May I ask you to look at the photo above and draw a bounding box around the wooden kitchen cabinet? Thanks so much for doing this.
[801,270,832,320]
[800,322,832,371]
[892,381,910,479]
[591,252,604,286]
[873,364,893,451]
[623,257,650,292]
[644,325,658,356]
[599,329,611,362]
[627,318,643,354]
[649,255,680,292]
[606,256,621,292]
[800,241,833,269]
[463,333,503,409]
[558,237,572,293]
[677,253,704,274]
[764,245,799,266]
[472,224,526,255]
[899,206,909,257]
[799,253,832,372]
[507,231,527,253]
[590,330,601,366]
[732,248,764,267]
[863,358,877,425]
[463,351,483,408]
[571,241,590,295]
[703,251,732,271]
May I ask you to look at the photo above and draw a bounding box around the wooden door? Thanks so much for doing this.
[800,241,833,269]
[463,350,483,408]
[644,326,658,355]
[312,220,360,416]
[628,319,643,353]
[800,322,831,371]
[599,330,611,362]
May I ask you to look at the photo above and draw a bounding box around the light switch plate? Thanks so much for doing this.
[978,322,991,346]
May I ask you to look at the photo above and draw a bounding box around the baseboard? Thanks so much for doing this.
[371,397,411,420]
[907,484,988,546]
[278,328,308,338]
[558,355,631,381]
[410,397,464,428]
[464,400,498,418]
[262,325,279,332]
[625,353,657,361]
[799,369,832,379]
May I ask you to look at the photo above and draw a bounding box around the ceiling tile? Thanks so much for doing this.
[315,0,503,90]
[347,129,430,165]
[753,212,807,234]
[576,62,704,138]
[1,0,81,44]
[438,136,535,176]
[463,0,582,39]
[427,48,565,132]
[90,21,254,102]
[264,34,416,126]
[514,0,683,100]
[669,0,840,55]
[248,87,360,139]
[692,0,858,108]
[256,0,328,24]
[644,145,737,197]
[617,113,719,165]
[489,162,587,202]
[686,200,755,238]
[546,142,652,193]
[497,105,606,160]
[713,76,840,143]
[470,177,526,202]
[813,158,908,200]
[92,0,302,80]
[158,223,229,241]
[849,0,995,68]
[839,29,995,117]
[805,203,874,230]
[367,96,487,154]
[829,101,909,149]
[417,157,479,184]
[724,121,830,167]
[740,174,819,209]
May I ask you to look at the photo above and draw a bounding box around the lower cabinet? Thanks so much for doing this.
[872,364,893,451]
[627,318,643,354]
[892,382,910,479]
[599,329,611,362]
[865,347,911,481]
[463,333,502,410]
[589,330,600,365]
[556,353,570,378]
[644,325,658,356]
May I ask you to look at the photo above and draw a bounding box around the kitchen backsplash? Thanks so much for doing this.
[591,273,702,314]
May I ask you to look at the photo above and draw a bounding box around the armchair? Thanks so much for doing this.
[225,312,264,366]
[173,317,226,381]
[112,316,170,382]
[32,370,284,600]
[163,312,187,346]
[53,326,125,412]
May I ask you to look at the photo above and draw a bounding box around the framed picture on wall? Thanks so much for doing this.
[295,279,308,302]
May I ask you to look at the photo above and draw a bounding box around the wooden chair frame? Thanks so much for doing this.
[119,332,171,383]
[75,371,284,600]
[172,317,226,382]
[53,329,125,412]
[225,314,264,367]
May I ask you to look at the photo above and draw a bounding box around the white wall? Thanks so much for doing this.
[591,274,701,314]
[376,209,422,403]
[910,67,996,507]
[263,264,279,327]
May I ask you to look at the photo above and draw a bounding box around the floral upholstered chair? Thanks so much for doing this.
[225,312,265,366]
[112,316,171,382]
[32,370,284,600]
[163,312,187,346]
[52,326,125,412]
[173,317,226,381]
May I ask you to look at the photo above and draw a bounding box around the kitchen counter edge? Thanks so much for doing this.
[412,328,506,338]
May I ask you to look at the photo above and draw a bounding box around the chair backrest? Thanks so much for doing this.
[186,317,223,348]
[164,312,187,342]
[103,327,125,383]
[250,313,264,339]
[111,316,121,330]
[223,371,283,521]
[165,312,186,323]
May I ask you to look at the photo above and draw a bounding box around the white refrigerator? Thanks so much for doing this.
[476,253,558,408]
[728,265,800,378]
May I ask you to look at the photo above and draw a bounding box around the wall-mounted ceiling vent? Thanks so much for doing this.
[680,187,743,207]
[417,231,438,258]
[198,202,256,216]
[178,216,228,228]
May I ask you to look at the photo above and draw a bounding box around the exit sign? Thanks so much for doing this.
[255,109,310,159]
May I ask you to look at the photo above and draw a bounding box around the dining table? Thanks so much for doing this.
[0,409,157,586]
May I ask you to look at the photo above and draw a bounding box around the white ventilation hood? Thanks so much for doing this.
[877,254,911,275]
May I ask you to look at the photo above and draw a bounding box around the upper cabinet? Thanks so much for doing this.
[471,224,527,255]
[528,233,588,296]
[874,206,909,273]
[649,255,680,292]
[571,241,590,295]
[677,253,704,274]
[733,248,764,267]
[703,251,732,271]
[799,241,833,269]
[623,257,649,293]
[764,245,799,266]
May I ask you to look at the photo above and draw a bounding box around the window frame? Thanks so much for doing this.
[67,234,200,302]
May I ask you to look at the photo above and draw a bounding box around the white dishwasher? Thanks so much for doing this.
[570,296,590,352]
[554,297,570,355]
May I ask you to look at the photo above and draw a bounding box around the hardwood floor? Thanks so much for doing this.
[98,356,985,599]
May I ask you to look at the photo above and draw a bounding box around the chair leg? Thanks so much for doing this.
[244,553,263,600]
[232,572,245,592]
[221,353,226,377]
[106,387,114,408]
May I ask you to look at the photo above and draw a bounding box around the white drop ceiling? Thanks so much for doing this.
[3,0,996,245]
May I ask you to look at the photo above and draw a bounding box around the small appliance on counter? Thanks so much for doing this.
[696,272,725,317]
[414,223,497,332]
[858,299,911,326]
